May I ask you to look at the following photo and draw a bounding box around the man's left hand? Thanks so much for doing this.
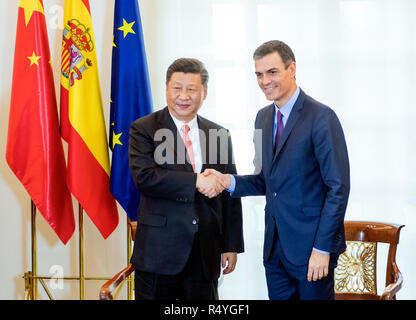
[222,252,237,275]
[307,249,330,282]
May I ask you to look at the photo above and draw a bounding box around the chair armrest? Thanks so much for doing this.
[99,264,134,300]
[380,264,403,300]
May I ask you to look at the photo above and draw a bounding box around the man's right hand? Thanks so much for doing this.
[196,173,224,197]
[197,169,230,198]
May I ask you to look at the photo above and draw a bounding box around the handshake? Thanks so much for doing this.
[196,169,231,198]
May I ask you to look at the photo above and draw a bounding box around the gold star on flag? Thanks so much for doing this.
[27,51,41,66]
[113,35,117,48]
[112,131,123,148]
[118,19,136,38]
[19,0,44,27]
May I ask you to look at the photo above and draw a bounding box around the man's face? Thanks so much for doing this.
[166,72,207,122]
[254,51,296,107]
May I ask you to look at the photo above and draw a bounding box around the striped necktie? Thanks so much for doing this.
[274,110,284,153]
[181,124,195,171]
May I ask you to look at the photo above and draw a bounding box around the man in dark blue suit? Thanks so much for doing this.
[202,40,350,299]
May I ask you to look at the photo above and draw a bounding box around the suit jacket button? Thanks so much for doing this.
[192,219,197,225]
[273,192,277,197]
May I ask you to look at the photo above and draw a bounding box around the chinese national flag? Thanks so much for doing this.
[60,0,119,238]
[6,0,75,244]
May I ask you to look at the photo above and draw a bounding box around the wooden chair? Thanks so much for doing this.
[334,221,404,300]
[99,220,137,300]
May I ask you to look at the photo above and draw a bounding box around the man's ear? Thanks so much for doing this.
[203,85,208,100]
[289,61,296,78]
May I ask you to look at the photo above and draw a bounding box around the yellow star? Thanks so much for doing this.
[113,35,117,48]
[27,51,41,66]
[117,19,136,38]
[19,0,44,27]
[112,131,123,148]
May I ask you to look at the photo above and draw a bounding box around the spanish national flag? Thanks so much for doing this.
[60,0,118,238]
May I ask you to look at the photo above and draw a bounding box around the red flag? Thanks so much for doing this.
[60,0,119,238]
[6,0,75,244]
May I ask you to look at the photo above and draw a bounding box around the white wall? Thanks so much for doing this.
[1,0,415,300]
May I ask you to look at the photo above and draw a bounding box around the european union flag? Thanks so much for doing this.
[110,0,153,222]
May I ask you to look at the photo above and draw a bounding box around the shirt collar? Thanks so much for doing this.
[168,111,199,133]
[274,86,300,121]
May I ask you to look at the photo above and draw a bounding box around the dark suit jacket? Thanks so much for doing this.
[128,107,244,281]
[233,89,350,268]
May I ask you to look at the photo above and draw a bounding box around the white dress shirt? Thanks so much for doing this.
[169,112,203,173]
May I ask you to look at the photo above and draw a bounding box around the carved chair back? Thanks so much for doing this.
[334,221,404,300]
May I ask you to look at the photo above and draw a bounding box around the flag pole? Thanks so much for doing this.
[79,203,85,300]
[127,216,133,300]
[31,200,38,300]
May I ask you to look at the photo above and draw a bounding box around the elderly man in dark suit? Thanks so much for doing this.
[202,40,350,300]
[128,58,244,300]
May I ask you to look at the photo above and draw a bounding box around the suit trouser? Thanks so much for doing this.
[134,234,217,300]
[264,222,338,300]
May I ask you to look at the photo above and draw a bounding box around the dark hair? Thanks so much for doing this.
[166,58,209,86]
[253,40,296,69]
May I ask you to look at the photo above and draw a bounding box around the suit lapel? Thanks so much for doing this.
[273,90,305,162]
[262,105,275,169]
[157,107,178,156]
[197,116,209,172]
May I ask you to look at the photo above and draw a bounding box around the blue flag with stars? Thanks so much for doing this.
[110,0,153,222]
